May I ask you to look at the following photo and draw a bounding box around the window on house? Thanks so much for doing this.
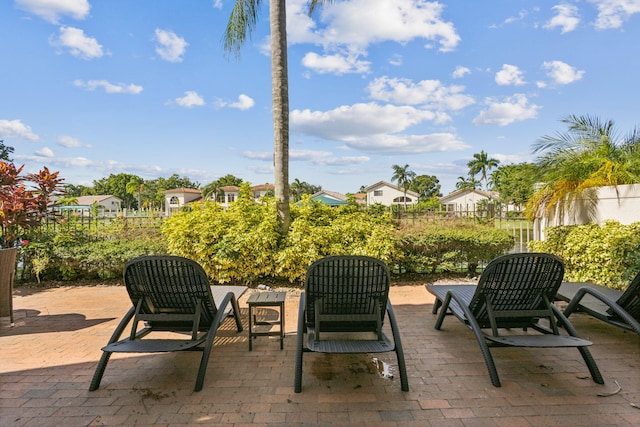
[227,194,236,203]
[374,190,383,196]
[169,196,179,205]
[393,196,412,203]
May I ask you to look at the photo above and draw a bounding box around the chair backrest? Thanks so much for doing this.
[468,253,565,329]
[609,270,640,321]
[304,256,390,333]
[124,255,218,326]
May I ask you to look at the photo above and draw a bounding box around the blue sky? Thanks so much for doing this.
[1,0,639,195]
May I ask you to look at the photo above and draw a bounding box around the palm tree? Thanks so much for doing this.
[526,114,640,220]
[391,164,416,210]
[467,150,500,190]
[125,178,144,211]
[224,1,334,234]
[201,182,220,202]
[455,175,480,190]
[290,178,303,202]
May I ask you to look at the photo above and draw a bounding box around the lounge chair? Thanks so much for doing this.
[556,271,640,335]
[425,253,604,387]
[294,255,409,393]
[89,255,245,392]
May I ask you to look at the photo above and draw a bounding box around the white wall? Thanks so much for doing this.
[534,184,640,240]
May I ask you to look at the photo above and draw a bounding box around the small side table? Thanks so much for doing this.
[247,291,286,350]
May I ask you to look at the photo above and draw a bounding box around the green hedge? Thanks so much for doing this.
[162,189,398,283]
[19,218,167,282]
[528,220,640,289]
[18,188,519,284]
[394,221,514,274]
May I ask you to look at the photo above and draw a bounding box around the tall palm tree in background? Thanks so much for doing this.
[224,0,334,234]
[125,178,144,211]
[526,114,640,220]
[455,175,480,191]
[391,164,416,210]
[467,150,499,190]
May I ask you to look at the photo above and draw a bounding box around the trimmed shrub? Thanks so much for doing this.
[394,220,514,274]
[529,220,640,289]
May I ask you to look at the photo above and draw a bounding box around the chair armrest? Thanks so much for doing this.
[214,292,243,332]
[564,286,620,316]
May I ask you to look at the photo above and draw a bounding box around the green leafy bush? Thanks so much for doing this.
[162,184,281,283]
[162,192,397,284]
[274,198,397,281]
[394,220,514,274]
[20,216,166,281]
[529,220,640,289]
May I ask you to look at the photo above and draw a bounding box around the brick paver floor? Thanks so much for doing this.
[1,283,639,426]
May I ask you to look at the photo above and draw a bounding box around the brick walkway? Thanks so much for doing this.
[1,284,639,426]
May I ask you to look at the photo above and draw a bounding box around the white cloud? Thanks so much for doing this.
[473,94,540,126]
[292,103,436,139]
[310,0,460,51]
[495,64,526,86]
[16,0,90,24]
[57,135,91,148]
[542,60,585,84]
[345,133,468,154]
[50,26,103,59]
[452,66,470,79]
[288,0,460,75]
[73,80,143,94]
[589,0,640,29]
[174,91,205,108]
[216,94,255,110]
[35,147,54,157]
[229,94,255,110]
[544,4,580,33]
[0,119,40,141]
[154,29,188,62]
[504,9,529,25]
[212,0,223,10]
[389,54,403,66]
[290,149,370,166]
[291,102,469,154]
[367,76,475,112]
[302,51,371,74]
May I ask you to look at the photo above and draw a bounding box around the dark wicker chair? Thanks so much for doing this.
[426,253,604,387]
[294,256,408,393]
[556,271,640,335]
[89,255,245,392]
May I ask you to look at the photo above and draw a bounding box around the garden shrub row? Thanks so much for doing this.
[528,220,640,290]
[17,186,516,284]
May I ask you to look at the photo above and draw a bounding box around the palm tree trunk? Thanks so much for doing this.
[270,0,290,234]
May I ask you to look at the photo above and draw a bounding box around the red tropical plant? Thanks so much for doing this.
[0,162,64,248]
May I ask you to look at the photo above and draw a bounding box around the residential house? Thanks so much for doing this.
[163,188,202,216]
[75,195,123,215]
[439,188,499,215]
[364,181,419,207]
[252,183,275,199]
[218,186,240,208]
[310,190,348,207]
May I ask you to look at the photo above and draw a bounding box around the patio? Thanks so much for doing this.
[1,283,639,426]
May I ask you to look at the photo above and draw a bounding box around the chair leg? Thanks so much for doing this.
[386,302,409,391]
[88,307,136,391]
[435,292,502,387]
[194,294,239,392]
[88,351,112,391]
[294,293,306,393]
[431,298,442,315]
[552,305,605,384]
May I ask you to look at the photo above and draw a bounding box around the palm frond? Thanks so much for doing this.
[223,0,264,59]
